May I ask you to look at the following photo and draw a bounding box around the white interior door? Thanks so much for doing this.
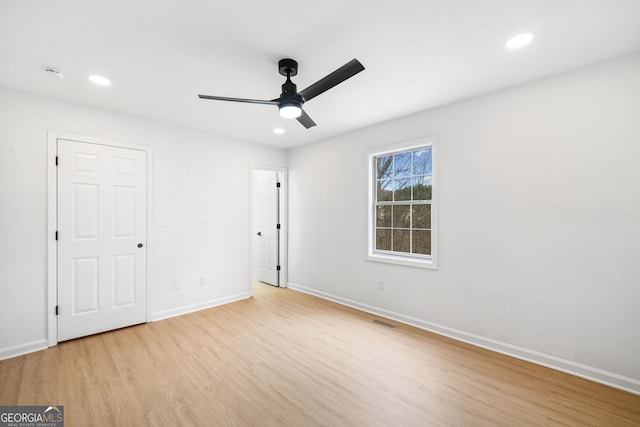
[256,170,279,286]
[57,139,147,341]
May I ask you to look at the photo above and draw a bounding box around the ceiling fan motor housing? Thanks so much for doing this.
[281,79,300,101]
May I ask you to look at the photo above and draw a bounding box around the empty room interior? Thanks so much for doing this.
[1,1,640,425]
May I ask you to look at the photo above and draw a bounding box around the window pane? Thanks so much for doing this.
[376,228,391,251]
[413,175,432,200]
[394,178,412,201]
[393,152,412,177]
[376,155,393,180]
[412,230,431,255]
[412,204,431,229]
[376,179,393,202]
[413,148,432,175]
[376,205,391,227]
[393,229,410,253]
[393,205,410,228]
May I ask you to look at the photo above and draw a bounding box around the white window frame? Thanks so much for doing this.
[367,136,438,269]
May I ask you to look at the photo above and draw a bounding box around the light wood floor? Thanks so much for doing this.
[1,282,639,426]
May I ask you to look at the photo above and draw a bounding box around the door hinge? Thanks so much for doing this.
[55,156,58,166]
[276,182,281,188]
[276,224,281,230]
[55,305,59,316]
[276,265,281,271]
[55,231,58,240]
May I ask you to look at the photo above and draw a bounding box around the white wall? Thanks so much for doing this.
[288,52,640,393]
[0,88,287,358]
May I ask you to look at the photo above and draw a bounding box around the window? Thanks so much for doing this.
[367,137,437,269]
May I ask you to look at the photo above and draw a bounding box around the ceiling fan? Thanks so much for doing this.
[198,58,365,129]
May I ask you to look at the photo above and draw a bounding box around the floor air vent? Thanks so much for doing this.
[372,319,398,329]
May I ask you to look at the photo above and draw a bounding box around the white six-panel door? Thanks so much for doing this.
[256,170,279,286]
[57,139,147,341]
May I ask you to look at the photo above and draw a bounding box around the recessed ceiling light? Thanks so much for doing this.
[88,75,111,86]
[273,128,285,135]
[45,68,64,79]
[506,32,534,50]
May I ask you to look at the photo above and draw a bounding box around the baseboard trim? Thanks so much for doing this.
[150,292,251,322]
[0,339,48,361]
[288,282,640,396]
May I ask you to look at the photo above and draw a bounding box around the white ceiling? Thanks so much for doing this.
[2,1,640,149]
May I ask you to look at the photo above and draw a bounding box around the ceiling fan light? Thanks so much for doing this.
[279,103,302,119]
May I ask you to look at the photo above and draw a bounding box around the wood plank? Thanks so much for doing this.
[1,282,639,426]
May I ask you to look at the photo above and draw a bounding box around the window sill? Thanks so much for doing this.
[366,253,438,270]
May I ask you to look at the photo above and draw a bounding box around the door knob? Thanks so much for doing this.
[257,232,262,236]
[137,243,144,248]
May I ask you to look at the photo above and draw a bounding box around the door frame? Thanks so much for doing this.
[249,164,288,295]
[47,131,153,347]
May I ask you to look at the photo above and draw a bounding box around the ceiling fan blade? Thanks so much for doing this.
[298,59,365,102]
[198,94,278,105]
[296,109,317,129]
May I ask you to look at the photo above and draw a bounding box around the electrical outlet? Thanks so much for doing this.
[200,276,205,287]
[173,279,182,289]
[378,280,384,290]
